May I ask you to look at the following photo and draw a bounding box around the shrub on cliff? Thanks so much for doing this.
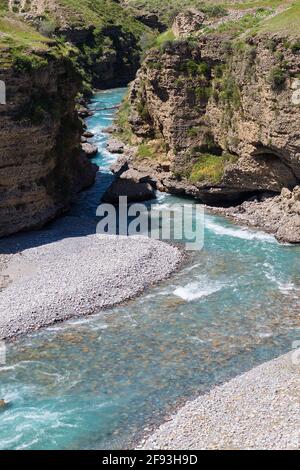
[189,153,238,184]
[268,66,286,90]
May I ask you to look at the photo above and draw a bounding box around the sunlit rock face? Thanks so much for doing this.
[172,9,205,38]
[127,35,300,206]
[0,56,97,237]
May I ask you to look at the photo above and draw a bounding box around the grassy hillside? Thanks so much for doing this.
[261,1,300,36]
[55,0,146,33]
[122,0,228,26]
[0,12,55,69]
[0,0,150,88]
[122,0,296,27]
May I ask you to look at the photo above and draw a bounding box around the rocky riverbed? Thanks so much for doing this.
[0,229,182,340]
[138,351,300,450]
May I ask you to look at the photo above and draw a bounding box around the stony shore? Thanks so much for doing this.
[0,229,182,340]
[104,151,300,244]
[138,351,300,450]
[207,187,300,244]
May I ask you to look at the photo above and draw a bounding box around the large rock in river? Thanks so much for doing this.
[81,142,98,158]
[102,168,156,203]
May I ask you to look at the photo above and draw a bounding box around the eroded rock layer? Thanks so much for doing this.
[125,35,300,205]
[0,55,97,237]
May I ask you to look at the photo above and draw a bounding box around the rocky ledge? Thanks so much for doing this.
[209,186,300,244]
[103,155,156,203]
[105,151,300,243]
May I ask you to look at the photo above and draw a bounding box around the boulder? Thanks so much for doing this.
[292,186,300,201]
[102,168,156,203]
[78,106,92,118]
[102,179,156,204]
[106,138,125,154]
[0,400,7,410]
[81,142,98,158]
[102,125,118,134]
[276,215,300,243]
[83,131,95,138]
[110,155,129,177]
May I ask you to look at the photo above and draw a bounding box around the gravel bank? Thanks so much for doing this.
[139,352,300,450]
[0,233,182,340]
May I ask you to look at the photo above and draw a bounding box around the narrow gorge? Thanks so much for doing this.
[0,0,300,453]
[0,0,151,236]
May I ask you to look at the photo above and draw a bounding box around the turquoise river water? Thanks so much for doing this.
[0,88,299,449]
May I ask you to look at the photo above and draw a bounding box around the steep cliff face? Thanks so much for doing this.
[8,0,149,90]
[0,0,150,238]
[125,31,300,204]
[0,21,97,237]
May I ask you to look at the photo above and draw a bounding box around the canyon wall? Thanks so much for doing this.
[0,0,148,238]
[0,53,96,237]
[124,34,300,204]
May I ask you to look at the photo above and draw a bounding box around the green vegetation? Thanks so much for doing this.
[0,16,50,50]
[136,138,167,160]
[195,85,212,101]
[136,100,151,120]
[124,1,227,27]
[260,2,300,37]
[137,143,155,158]
[268,66,287,89]
[215,73,241,108]
[187,126,201,137]
[114,95,135,144]
[183,59,209,77]
[0,14,55,69]
[156,29,175,47]
[125,0,298,41]
[291,40,300,53]
[210,8,273,37]
[53,0,147,34]
[189,153,238,184]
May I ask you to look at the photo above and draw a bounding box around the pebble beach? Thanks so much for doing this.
[139,351,300,450]
[0,231,182,340]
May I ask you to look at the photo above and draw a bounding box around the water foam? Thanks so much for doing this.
[264,265,298,296]
[174,279,224,301]
[205,219,276,243]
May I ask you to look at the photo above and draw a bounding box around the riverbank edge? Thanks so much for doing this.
[104,147,300,244]
[0,237,186,342]
[137,350,300,450]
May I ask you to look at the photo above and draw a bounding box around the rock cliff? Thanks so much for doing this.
[0,16,97,237]
[0,0,150,238]
[113,5,300,206]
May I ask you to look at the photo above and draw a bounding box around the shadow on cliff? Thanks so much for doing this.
[0,172,115,255]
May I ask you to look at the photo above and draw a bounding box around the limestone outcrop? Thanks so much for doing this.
[172,9,205,38]
[102,168,156,203]
[0,54,97,237]
[124,35,300,206]
[212,187,300,244]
